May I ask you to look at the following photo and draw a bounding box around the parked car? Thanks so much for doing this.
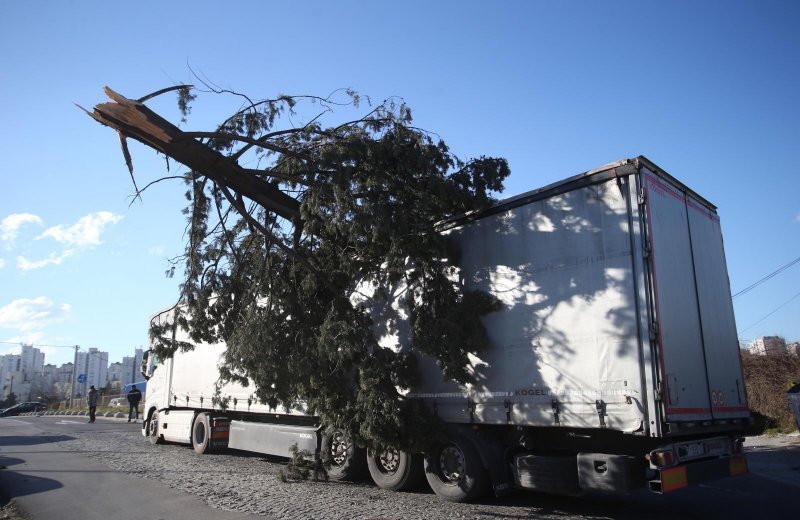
[0,402,47,417]
[109,397,126,408]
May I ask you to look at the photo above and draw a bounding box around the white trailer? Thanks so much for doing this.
[140,156,749,501]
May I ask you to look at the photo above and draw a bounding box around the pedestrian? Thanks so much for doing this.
[87,385,98,423]
[127,384,142,423]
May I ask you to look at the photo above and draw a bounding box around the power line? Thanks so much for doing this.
[732,254,800,299]
[0,341,77,349]
[738,291,800,335]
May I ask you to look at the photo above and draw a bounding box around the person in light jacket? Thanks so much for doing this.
[87,385,99,423]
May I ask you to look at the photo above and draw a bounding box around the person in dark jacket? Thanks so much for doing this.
[87,385,98,423]
[127,385,142,423]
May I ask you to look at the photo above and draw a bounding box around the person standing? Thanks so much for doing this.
[87,385,98,423]
[127,384,142,423]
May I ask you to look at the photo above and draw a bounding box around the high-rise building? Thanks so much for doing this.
[1,355,19,400]
[107,362,125,389]
[748,336,787,356]
[75,348,109,395]
[20,344,44,374]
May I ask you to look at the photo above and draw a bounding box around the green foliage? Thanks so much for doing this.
[279,442,328,482]
[0,392,18,408]
[148,86,509,451]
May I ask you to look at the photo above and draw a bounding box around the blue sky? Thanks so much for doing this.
[1,0,798,366]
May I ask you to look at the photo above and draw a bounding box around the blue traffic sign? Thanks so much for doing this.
[77,374,86,383]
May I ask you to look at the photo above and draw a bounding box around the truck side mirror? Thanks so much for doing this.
[141,350,152,380]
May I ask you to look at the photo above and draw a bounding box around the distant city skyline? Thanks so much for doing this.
[1,343,144,402]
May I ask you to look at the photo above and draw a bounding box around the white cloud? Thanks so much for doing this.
[1,332,45,352]
[17,250,75,271]
[0,297,72,331]
[148,245,165,256]
[1,213,43,242]
[0,259,5,269]
[37,211,123,247]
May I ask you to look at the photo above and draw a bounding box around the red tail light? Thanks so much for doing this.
[648,448,676,468]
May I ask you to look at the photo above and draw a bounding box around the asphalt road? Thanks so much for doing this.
[0,415,254,519]
[1,415,799,519]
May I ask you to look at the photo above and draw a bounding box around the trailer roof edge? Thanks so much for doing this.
[439,155,717,231]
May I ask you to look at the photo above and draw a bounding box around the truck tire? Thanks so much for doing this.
[192,413,213,454]
[367,446,425,491]
[147,410,163,445]
[321,427,368,481]
[424,435,489,502]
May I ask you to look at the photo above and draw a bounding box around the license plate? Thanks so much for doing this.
[683,443,704,458]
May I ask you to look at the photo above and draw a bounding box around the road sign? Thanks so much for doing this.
[77,374,86,383]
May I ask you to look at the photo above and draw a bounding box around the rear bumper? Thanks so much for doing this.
[650,455,748,493]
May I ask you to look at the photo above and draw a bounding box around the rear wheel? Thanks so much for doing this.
[424,435,489,502]
[367,446,425,491]
[321,427,368,481]
[192,413,213,454]
[146,410,163,445]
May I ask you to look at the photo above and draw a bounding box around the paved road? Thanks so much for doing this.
[0,415,254,519]
[1,415,799,519]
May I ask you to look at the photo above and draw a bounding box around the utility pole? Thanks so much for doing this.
[69,345,79,408]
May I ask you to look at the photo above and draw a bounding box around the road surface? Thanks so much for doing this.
[0,415,254,519]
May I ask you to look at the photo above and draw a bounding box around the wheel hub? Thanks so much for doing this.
[439,445,465,483]
[330,432,349,466]
[377,447,400,474]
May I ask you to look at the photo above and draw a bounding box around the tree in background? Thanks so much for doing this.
[741,350,800,432]
[85,82,509,450]
[0,393,18,408]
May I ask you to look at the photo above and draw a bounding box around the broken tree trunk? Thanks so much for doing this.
[84,87,301,221]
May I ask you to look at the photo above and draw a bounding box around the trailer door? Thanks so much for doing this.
[642,170,713,422]
[686,200,749,419]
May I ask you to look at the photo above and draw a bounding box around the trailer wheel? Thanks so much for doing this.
[424,436,489,502]
[321,427,367,481]
[192,413,213,454]
[367,446,425,491]
[147,410,163,445]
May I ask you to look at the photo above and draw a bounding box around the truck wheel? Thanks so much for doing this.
[367,446,425,491]
[192,413,213,454]
[424,435,489,502]
[147,410,163,445]
[321,427,368,481]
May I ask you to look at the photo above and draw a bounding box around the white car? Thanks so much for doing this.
[108,398,126,408]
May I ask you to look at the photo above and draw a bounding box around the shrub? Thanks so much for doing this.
[741,351,800,433]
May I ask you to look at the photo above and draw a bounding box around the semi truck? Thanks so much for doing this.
[140,156,750,502]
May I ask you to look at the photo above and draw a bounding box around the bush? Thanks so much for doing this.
[741,351,800,433]
[278,443,327,483]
